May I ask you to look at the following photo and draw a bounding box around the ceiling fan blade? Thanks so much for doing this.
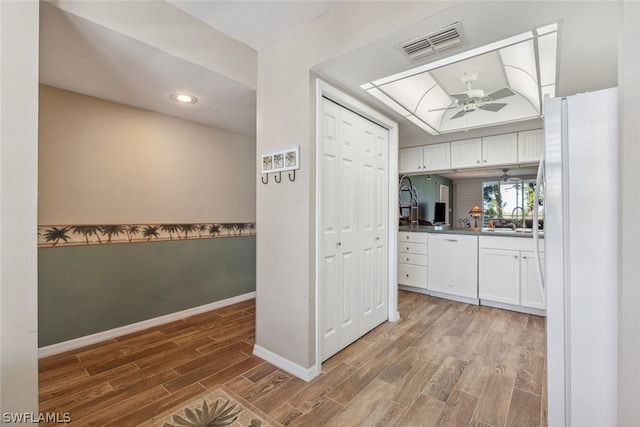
[428,105,461,112]
[451,109,470,119]
[450,93,470,102]
[479,102,507,112]
[485,87,515,101]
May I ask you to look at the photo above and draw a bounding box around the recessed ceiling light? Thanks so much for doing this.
[171,93,198,104]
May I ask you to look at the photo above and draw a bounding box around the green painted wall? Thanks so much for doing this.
[409,174,454,222]
[38,236,256,347]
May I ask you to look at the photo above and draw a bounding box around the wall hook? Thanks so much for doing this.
[261,174,268,184]
[274,171,282,183]
[288,170,296,182]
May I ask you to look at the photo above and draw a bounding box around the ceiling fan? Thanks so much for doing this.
[431,72,515,119]
[500,169,520,182]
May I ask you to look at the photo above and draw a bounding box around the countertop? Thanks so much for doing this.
[398,225,544,238]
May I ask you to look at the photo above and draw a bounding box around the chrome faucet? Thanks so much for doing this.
[511,206,525,228]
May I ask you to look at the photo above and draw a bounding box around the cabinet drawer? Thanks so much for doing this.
[397,263,428,289]
[479,235,544,252]
[398,232,429,244]
[398,253,428,266]
[398,242,428,255]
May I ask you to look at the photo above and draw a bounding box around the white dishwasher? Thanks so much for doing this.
[427,233,479,303]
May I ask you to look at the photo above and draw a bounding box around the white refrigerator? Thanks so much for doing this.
[542,87,618,427]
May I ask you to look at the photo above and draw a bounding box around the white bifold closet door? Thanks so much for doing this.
[320,97,389,362]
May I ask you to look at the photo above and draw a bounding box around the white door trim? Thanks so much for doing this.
[314,79,399,378]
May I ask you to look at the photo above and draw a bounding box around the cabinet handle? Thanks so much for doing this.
[406,274,410,277]
[514,255,519,259]
[483,159,487,163]
[445,239,458,242]
[406,247,410,250]
[476,160,480,164]
[406,236,410,239]
[337,242,342,247]
[376,237,380,241]
[406,257,410,261]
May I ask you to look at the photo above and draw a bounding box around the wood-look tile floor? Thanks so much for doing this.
[39,291,547,426]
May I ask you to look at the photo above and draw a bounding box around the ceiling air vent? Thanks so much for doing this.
[396,22,464,63]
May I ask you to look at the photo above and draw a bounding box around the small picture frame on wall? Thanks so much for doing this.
[273,153,284,169]
[285,149,298,168]
[261,154,273,173]
[260,145,299,173]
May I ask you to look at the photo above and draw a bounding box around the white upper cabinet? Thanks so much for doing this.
[481,133,518,166]
[518,129,545,163]
[450,138,482,169]
[401,129,543,174]
[399,146,425,174]
[423,142,451,171]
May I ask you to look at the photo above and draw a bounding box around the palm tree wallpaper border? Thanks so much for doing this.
[38,222,256,248]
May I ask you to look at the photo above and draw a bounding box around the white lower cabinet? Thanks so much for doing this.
[427,233,478,300]
[478,236,545,313]
[478,249,520,305]
[397,232,428,290]
[520,251,545,309]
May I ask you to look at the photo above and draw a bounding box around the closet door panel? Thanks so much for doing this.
[337,109,359,347]
[359,122,389,334]
[320,99,341,360]
[359,125,375,329]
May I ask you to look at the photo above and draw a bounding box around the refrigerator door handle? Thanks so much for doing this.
[533,153,545,300]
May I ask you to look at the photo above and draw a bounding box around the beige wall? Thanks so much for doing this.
[255,1,455,371]
[0,0,39,416]
[619,1,640,425]
[39,85,256,225]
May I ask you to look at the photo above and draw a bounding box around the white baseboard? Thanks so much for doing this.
[252,344,319,382]
[38,292,256,359]
[480,299,547,317]
[429,290,480,306]
[398,284,430,296]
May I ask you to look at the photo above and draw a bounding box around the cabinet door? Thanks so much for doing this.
[423,142,451,171]
[482,133,518,166]
[518,129,544,163]
[478,248,520,304]
[399,146,424,174]
[450,138,482,169]
[520,251,545,309]
[397,263,428,289]
[428,234,478,298]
